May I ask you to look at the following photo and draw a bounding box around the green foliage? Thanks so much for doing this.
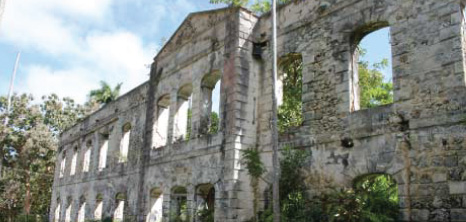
[358,52,393,109]
[210,0,291,13]
[0,94,85,219]
[277,54,303,132]
[170,197,189,222]
[89,81,122,105]
[252,147,398,222]
[196,206,214,222]
[353,174,399,222]
[208,112,219,134]
[241,148,265,178]
[209,0,249,7]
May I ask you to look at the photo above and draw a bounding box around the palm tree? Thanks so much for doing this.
[89,81,122,105]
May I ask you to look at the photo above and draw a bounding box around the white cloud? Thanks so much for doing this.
[17,30,155,104]
[19,65,99,103]
[2,0,154,103]
[0,0,221,105]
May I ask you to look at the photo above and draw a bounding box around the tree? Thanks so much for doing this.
[277,54,302,132]
[358,49,393,109]
[89,81,122,105]
[0,94,86,219]
[210,0,291,13]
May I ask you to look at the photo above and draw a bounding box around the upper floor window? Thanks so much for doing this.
[351,24,393,111]
[277,53,303,132]
[98,135,109,171]
[82,141,91,173]
[119,123,131,163]
[200,72,221,135]
[155,94,170,148]
[70,146,78,176]
[59,153,66,178]
[174,84,193,142]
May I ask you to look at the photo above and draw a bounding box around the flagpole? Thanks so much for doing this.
[1,51,20,179]
[271,0,280,221]
[6,51,20,121]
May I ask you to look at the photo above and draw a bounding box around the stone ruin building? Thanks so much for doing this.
[51,0,466,221]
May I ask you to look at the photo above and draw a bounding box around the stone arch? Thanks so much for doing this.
[348,21,393,111]
[70,145,78,176]
[174,83,193,141]
[94,193,104,220]
[98,132,109,171]
[77,195,86,222]
[82,140,92,173]
[200,71,222,135]
[170,186,188,222]
[54,197,61,222]
[155,94,171,148]
[119,122,132,163]
[65,196,72,222]
[351,173,399,220]
[277,53,304,131]
[147,187,164,222]
[194,184,215,222]
[113,192,127,222]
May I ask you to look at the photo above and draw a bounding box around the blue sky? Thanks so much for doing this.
[0,1,391,105]
[359,27,392,81]
[0,0,223,104]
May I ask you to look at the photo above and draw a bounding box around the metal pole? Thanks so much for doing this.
[1,51,20,179]
[6,52,20,122]
[271,0,280,221]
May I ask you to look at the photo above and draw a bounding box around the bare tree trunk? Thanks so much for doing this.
[24,173,31,215]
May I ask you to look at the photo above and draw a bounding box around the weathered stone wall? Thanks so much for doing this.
[254,0,466,221]
[51,1,466,221]
[51,82,149,221]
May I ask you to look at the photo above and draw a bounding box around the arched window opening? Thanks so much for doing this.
[54,199,61,222]
[200,72,221,135]
[77,196,86,222]
[82,141,91,173]
[170,186,188,222]
[98,134,109,171]
[119,123,131,163]
[174,84,193,142]
[59,153,66,178]
[195,184,215,222]
[65,198,72,222]
[277,53,303,132]
[70,146,78,176]
[352,174,399,220]
[147,188,163,222]
[351,24,393,111]
[155,94,170,148]
[114,193,127,222]
[94,194,104,220]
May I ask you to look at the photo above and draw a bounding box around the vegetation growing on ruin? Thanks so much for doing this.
[208,112,219,134]
[242,146,399,222]
[277,54,303,132]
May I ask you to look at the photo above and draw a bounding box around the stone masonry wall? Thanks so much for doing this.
[254,0,466,221]
[51,1,466,221]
